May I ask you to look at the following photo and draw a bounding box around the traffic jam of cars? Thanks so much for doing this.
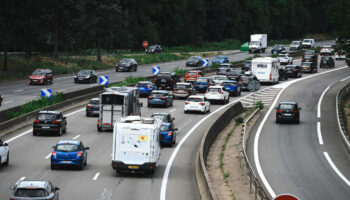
[1,37,347,199]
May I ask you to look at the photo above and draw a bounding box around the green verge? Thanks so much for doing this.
[8,93,65,119]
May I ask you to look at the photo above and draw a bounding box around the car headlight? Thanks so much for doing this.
[74,75,77,78]
[86,76,90,78]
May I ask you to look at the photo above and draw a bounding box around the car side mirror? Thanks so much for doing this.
[139,102,143,107]
[84,147,90,150]
[10,186,15,190]
[52,146,56,149]
[55,187,60,191]
[299,107,302,110]
[172,117,175,121]
[174,128,178,131]
[63,117,67,120]
[4,143,8,146]
[275,107,278,109]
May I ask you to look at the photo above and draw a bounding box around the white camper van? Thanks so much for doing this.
[111,116,162,174]
[251,57,279,84]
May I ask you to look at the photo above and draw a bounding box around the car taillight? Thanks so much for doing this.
[185,101,189,105]
[53,120,60,124]
[148,96,153,99]
[77,151,83,157]
[34,120,39,123]
[310,59,314,61]
[147,86,151,89]
[219,92,223,94]
[186,89,190,93]
[293,110,299,114]
[226,69,230,72]
[200,102,205,106]
[173,88,177,92]
[293,69,297,72]
[168,131,173,136]
[277,110,283,113]
[161,97,167,100]
[87,104,93,108]
[155,78,157,81]
[52,151,56,157]
[269,74,272,80]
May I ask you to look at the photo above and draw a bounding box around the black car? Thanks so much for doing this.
[74,70,97,84]
[242,60,252,72]
[301,62,317,73]
[33,110,67,136]
[320,56,335,68]
[146,45,162,54]
[285,65,302,78]
[278,68,288,81]
[186,56,203,67]
[148,90,174,108]
[115,58,138,72]
[276,102,301,123]
[154,72,180,90]
[86,98,100,117]
[271,44,285,54]
[302,54,317,65]
[10,180,59,200]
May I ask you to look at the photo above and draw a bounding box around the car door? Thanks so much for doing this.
[0,140,6,163]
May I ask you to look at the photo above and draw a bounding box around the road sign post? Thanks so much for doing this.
[99,76,109,86]
[201,59,209,67]
[152,66,160,75]
[41,89,52,99]
[143,41,149,54]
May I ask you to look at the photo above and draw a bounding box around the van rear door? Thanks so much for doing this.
[254,63,270,81]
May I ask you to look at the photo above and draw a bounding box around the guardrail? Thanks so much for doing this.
[196,102,244,200]
[240,108,269,200]
[336,83,350,153]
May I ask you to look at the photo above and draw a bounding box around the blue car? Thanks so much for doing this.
[51,140,89,170]
[159,122,178,147]
[136,81,156,97]
[212,55,229,64]
[148,90,173,108]
[221,80,241,96]
[194,77,214,93]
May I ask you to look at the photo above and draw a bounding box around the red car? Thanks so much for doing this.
[29,69,53,85]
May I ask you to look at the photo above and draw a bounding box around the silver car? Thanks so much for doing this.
[10,180,59,200]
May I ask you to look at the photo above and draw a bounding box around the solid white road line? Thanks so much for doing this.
[3,100,14,104]
[45,153,52,159]
[340,76,350,82]
[323,152,350,187]
[317,86,330,118]
[170,109,176,113]
[16,177,26,185]
[92,173,100,181]
[14,89,23,93]
[65,108,85,117]
[73,135,81,139]
[317,122,324,145]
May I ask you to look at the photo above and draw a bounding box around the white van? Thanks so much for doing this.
[302,39,315,49]
[251,57,279,84]
[111,116,162,174]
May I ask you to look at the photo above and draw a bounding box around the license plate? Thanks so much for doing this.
[284,113,292,116]
[61,161,72,164]
[191,106,197,108]
[199,85,204,88]
[33,80,38,82]
[154,99,161,101]
[128,165,139,169]
[79,78,83,80]
[303,68,308,70]
[42,126,50,129]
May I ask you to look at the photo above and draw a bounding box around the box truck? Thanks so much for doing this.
[249,34,267,53]
[97,87,142,132]
[251,57,279,84]
[111,116,162,174]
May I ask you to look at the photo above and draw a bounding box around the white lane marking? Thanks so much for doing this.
[16,177,26,185]
[58,90,65,92]
[323,152,350,187]
[317,86,330,118]
[340,76,350,82]
[24,96,37,99]
[14,89,23,93]
[170,109,176,113]
[317,122,324,145]
[4,108,85,143]
[45,153,52,159]
[72,135,81,139]
[254,65,349,198]
[93,172,100,181]
[160,92,257,200]
[3,100,14,104]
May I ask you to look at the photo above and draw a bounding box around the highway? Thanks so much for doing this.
[247,58,350,199]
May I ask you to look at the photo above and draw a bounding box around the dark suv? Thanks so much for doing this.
[33,111,67,136]
[276,102,301,123]
[115,58,138,72]
[320,56,335,68]
[154,72,180,90]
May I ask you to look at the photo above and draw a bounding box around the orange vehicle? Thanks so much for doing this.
[184,70,204,84]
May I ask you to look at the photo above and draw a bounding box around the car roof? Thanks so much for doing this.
[161,122,171,126]
[57,140,81,145]
[187,70,200,73]
[197,77,209,79]
[188,95,204,99]
[90,98,100,101]
[35,68,49,71]
[219,63,232,66]
[152,90,168,93]
[17,180,48,189]
[222,80,237,83]
[279,102,297,105]
[137,81,152,84]
[176,82,191,85]
[208,86,224,89]
[302,62,313,64]
[38,110,60,114]
[152,112,169,116]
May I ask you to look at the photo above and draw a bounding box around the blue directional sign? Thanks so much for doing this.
[201,59,209,67]
[99,76,109,85]
[153,66,160,75]
[41,89,52,99]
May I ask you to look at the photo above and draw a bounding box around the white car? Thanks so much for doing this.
[0,139,9,167]
[335,52,346,60]
[278,53,293,65]
[211,75,228,85]
[204,86,230,104]
[320,46,334,55]
[184,96,210,114]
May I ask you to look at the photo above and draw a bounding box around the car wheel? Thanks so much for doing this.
[78,161,84,170]
[4,152,9,166]
[148,104,151,108]
[97,126,102,132]
[134,66,137,72]
[84,158,87,166]
[58,127,62,136]
[63,124,67,133]
[239,90,241,96]
[51,163,56,170]
[276,119,279,123]
[184,110,188,114]
[86,112,89,117]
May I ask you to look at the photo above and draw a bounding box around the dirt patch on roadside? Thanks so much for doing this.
[207,110,262,200]
[342,97,350,137]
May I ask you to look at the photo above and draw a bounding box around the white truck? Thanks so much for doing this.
[249,34,267,53]
[0,139,9,167]
[251,57,279,84]
[97,87,142,132]
[111,116,162,174]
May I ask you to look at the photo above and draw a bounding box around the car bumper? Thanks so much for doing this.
[111,161,156,173]
[148,100,167,105]
[29,79,45,84]
[276,114,298,121]
[139,90,152,96]
[205,95,224,100]
[186,63,199,67]
[86,110,99,116]
[51,158,83,166]
[75,78,90,83]
[286,72,298,77]
[33,125,61,133]
[184,105,205,112]
[160,133,173,144]
[302,68,313,72]
[174,93,190,98]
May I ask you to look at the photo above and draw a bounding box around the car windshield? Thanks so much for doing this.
[160,125,170,132]
[37,113,56,121]
[14,188,47,197]
[303,39,311,43]
[213,76,226,80]
[119,59,131,64]
[176,84,189,89]
[152,92,166,97]
[77,70,91,76]
[292,41,300,45]
[230,70,242,75]
[322,58,330,63]
[274,45,283,48]
[286,66,296,70]
[196,78,208,83]
[56,144,80,152]
[244,60,252,65]
[304,55,313,59]
[187,72,197,76]
[189,56,200,61]
[187,98,204,102]
[152,114,168,121]
[148,45,156,50]
[215,55,225,59]
[90,100,100,105]
[278,54,287,58]
[32,70,45,75]
[156,74,171,79]
[222,82,236,86]
[208,88,221,92]
[250,41,259,45]
[302,63,312,67]
[279,104,295,110]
